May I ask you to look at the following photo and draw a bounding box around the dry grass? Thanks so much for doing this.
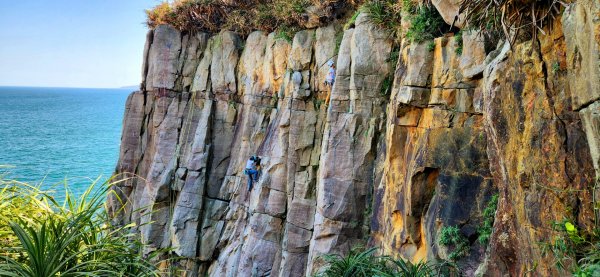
[147,0,570,43]
[146,0,361,36]
[460,0,572,43]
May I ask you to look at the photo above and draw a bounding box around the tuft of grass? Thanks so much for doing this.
[228,99,237,109]
[439,226,470,261]
[344,10,361,30]
[478,194,498,245]
[454,30,463,55]
[0,175,162,276]
[380,46,399,97]
[319,247,392,277]
[427,40,436,52]
[274,25,298,43]
[552,61,561,74]
[334,31,344,54]
[318,246,455,277]
[313,98,324,110]
[145,0,362,36]
[380,75,393,97]
[361,0,402,31]
[405,3,447,43]
[387,48,400,66]
[461,0,571,43]
[271,92,279,108]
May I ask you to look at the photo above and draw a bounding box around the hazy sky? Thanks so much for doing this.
[0,1,161,88]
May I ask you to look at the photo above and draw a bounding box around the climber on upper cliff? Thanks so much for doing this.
[244,156,259,191]
[324,59,336,105]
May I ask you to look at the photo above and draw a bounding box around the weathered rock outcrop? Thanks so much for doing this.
[110,2,600,276]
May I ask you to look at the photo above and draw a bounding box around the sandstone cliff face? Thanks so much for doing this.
[109,2,600,276]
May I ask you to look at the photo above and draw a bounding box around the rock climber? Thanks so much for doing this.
[324,59,336,105]
[244,156,259,191]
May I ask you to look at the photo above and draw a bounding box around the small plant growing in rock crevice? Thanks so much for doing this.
[228,99,237,109]
[461,0,569,43]
[552,61,561,74]
[312,97,324,110]
[379,46,399,97]
[439,225,470,261]
[427,40,436,52]
[344,10,361,30]
[274,25,298,43]
[380,76,393,97]
[454,30,463,55]
[334,31,344,54]
[404,2,448,43]
[387,48,400,66]
[271,92,279,108]
[478,193,498,246]
[361,0,402,32]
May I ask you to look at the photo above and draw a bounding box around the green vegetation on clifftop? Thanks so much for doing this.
[461,0,571,41]
[146,0,360,36]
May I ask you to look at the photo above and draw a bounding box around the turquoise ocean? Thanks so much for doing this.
[0,86,131,196]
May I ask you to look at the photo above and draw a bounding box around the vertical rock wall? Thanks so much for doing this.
[370,33,494,276]
[111,17,390,276]
[481,19,596,275]
[110,3,600,276]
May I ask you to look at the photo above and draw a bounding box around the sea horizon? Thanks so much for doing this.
[0,86,130,197]
[0,85,139,90]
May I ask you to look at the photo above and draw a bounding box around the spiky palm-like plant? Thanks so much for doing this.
[0,176,161,277]
[318,247,448,277]
[319,247,393,277]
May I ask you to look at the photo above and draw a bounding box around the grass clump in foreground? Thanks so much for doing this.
[318,247,457,277]
[0,176,161,276]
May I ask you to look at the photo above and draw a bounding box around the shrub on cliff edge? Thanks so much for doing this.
[145,0,361,36]
[461,0,572,43]
[404,1,447,43]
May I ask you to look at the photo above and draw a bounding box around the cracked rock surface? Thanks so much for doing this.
[110,4,600,275]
